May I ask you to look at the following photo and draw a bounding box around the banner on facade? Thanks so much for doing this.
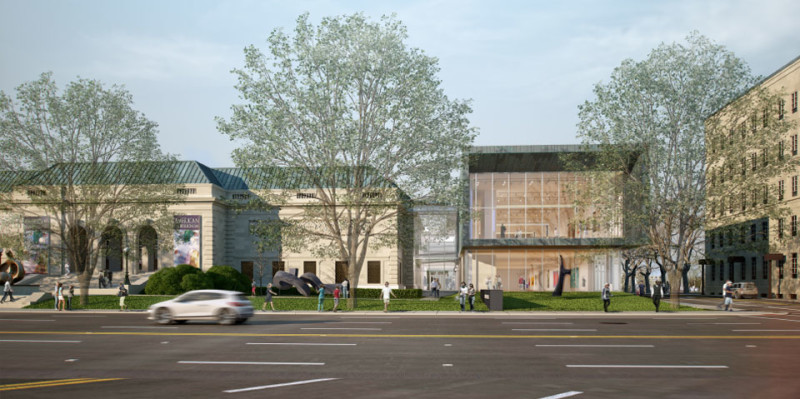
[173,215,201,268]
[23,216,50,274]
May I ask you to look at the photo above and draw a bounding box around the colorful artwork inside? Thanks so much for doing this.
[23,216,50,274]
[173,215,201,268]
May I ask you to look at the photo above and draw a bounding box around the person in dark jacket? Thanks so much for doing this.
[602,283,612,312]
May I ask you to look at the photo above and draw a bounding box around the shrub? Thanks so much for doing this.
[181,273,214,291]
[206,265,250,293]
[145,264,202,295]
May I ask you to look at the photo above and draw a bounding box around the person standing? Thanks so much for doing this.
[458,282,468,312]
[67,285,74,310]
[717,281,729,309]
[53,282,59,310]
[495,275,503,290]
[1,279,14,303]
[652,280,663,312]
[251,279,256,296]
[117,283,128,311]
[602,283,612,312]
[431,278,439,298]
[485,276,493,290]
[333,285,341,312]
[262,283,277,311]
[381,281,396,313]
[467,283,476,311]
[342,279,349,299]
[64,263,70,277]
[723,280,734,311]
[57,282,65,311]
[518,276,525,290]
[317,284,326,312]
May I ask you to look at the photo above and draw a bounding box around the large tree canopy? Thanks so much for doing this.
[576,33,795,305]
[217,13,476,305]
[0,72,179,303]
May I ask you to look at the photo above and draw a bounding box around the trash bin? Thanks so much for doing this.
[480,289,503,311]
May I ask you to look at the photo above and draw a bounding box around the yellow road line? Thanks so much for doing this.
[0,378,123,392]
[2,330,800,340]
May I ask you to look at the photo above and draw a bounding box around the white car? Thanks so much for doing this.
[148,289,253,325]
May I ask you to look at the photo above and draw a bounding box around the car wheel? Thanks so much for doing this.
[175,320,187,324]
[218,308,236,325]
[155,308,173,325]
[235,318,247,325]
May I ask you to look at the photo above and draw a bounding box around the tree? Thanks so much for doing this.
[575,33,796,309]
[0,72,181,304]
[217,13,476,308]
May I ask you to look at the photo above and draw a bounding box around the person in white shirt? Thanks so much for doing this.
[1,280,15,303]
[458,282,468,312]
[381,281,396,313]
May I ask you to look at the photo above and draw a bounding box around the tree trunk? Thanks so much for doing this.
[79,271,91,306]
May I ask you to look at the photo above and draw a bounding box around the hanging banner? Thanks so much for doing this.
[173,215,201,268]
[23,216,50,274]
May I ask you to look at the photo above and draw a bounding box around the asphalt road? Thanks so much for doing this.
[2,305,800,398]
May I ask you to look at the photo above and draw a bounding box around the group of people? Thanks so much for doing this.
[601,280,667,312]
[458,282,476,311]
[717,280,735,311]
[484,275,502,290]
[259,279,352,312]
[53,282,75,311]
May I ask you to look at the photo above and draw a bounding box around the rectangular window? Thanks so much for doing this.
[779,218,784,239]
[762,221,769,240]
[303,261,316,275]
[750,224,756,242]
[176,188,196,195]
[751,257,757,280]
[763,259,769,279]
[271,261,285,276]
[741,158,746,176]
[779,99,785,120]
[792,91,798,113]
[710,263,716,281]
[710,232,716,249]
[779,181,785,201]
[792,215,797,237]
[779,141,785,161]
[793,176,798,197]
[762,148,768,167]
[296,192,317,199]
[763,185,769,205]
[720,261,726,280]
[793,134,798,156]
[793,253,798,278]
[750,153,757,171]
[741,260,746,280]
[729,263,734,282]
[763,107,769,127]
[741,192,747,212]
[367,261,381,284]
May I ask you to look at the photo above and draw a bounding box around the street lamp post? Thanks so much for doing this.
[123,247,131,286]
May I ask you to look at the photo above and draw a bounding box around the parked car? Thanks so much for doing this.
[148,289,253,325]
[730,282,758,299]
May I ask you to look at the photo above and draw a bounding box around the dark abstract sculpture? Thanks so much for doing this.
[272,270,311,296]
[0,251,25,285]
[552,255,571,297]
[299,272,323,291]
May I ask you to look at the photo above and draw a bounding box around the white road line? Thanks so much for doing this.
[566,365,728,369]
[650,318,718,320]
[503,322,574,325]
[179,361,324,366]
[0,339,81,343]
[102,326,179,329]
[732,329,800,332]
[537,344,654,348]
[0,319,55,322]
[224,378,338,393]
[539,391,583,399]
[52,315,106,318]
[743,316,800,323]
[300,328,382,331]
[495,317,557,320]
[330,321,392,324]
[442,364,453,367]
[512,329,597,332]
[687,323,761,325]
[341,317,399,319]
[246,343,357,346]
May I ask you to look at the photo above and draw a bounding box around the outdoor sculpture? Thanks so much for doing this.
[0,250,25,285]
[272,269,311,296]
[552,255,571,297]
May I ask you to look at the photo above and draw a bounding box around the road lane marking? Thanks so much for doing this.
[443,363,453,367]
[687,323,761,325]
[102,326,179,329]
[0,319,55,322]
[512,329,597,332]
[4,331,800,340]
[179,361,324,366]
[300,328,382,331]
[503,322,574,325]
[566,365,727,369]
[0,339,81,343]
[743,316,800,323]
[330,321,392,324]
[536,344,654,348]
[224,378,338,393]
[246,342,356,346]
[0,378,123,392]
[539,391,583,399]
[732,329,800,332]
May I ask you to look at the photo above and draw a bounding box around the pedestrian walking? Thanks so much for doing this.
[317,284,326,312]
[716,281,729,309]
[342,279,349,299]
[117,283,128,311]
[652,280,663,312]
[333,285,341,312]
[467,283,476,311]
[262,282,277,311]
[1,279,15,303]
[458,282,468,312]
[251,279,256,296]
[57,282,65,311]
[64,263,70,277]
[602,283,612,312]
[723,280,734,311]
[54,282,59,310]
[381,281,396,312]
[67,285,74,310]
[431,278,439,298]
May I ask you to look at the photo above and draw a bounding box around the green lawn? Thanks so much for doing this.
[26,291,701,312]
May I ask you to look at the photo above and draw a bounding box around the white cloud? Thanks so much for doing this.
[88,34,240,82]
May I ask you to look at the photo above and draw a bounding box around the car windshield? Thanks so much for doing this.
[233,294,249,302]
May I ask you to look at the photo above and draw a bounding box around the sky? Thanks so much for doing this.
[2,0,800,167]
